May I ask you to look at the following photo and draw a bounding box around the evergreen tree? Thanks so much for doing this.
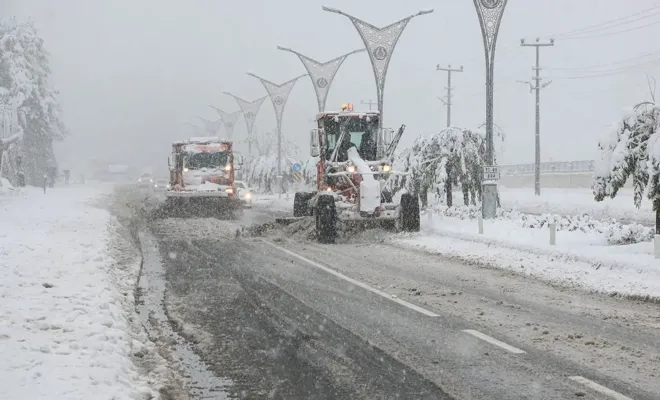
[0,18,66,185]
[593,102,660,233]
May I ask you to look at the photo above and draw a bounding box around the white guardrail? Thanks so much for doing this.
[499,160,595,176]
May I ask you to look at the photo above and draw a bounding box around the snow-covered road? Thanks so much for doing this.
[145,207,659,399]
[0,185,166,400]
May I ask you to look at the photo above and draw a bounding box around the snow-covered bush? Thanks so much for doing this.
[603,222,654,245]
[0,176,14,195]
[430,204,654,245]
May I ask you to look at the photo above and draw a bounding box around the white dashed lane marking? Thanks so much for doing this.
[568,376,634,400]
[262,240,641,399]
[462,329,526,354]
[262,240,440,317]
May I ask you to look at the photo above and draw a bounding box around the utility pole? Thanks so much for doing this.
[436,64,463,127]
[519,37,555,196]
[361,99,376,111]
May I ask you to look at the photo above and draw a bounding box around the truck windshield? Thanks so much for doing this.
[184,151,228,169]
[322,116,378,161]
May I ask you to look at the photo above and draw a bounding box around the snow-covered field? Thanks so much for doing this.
[492,187,652,225]
[0,185,165,400]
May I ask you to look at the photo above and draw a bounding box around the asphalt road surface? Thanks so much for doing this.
[143,203,659,400]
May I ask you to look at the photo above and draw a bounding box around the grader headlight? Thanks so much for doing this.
[382,164,392,173]
[347,165,356,174]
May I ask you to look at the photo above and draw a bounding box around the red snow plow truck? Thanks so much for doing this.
[293,103,420,243]
[162,137,244,218]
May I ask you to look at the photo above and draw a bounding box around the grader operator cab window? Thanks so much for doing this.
[321,115,378,161]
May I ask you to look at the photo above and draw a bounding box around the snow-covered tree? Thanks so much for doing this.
[302,156,318,186]
[593,102,660,233]
[242,131,301,192]
[0,18,67,184]
[393,127,488,207]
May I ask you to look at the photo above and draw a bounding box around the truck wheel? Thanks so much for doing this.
[315,195,337,244]
[400,193,420,232]
[293,192,309,217]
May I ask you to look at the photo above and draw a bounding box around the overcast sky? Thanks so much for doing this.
[3,0,659,172]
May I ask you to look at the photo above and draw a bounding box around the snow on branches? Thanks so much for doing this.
[593,103,660,232]
[593,104,660,206]
[0,18,67,184]
[393,127,489,207]
[242,132,302,193]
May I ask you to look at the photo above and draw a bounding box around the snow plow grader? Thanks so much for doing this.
[158,137,244,219]
[293,103,420,244]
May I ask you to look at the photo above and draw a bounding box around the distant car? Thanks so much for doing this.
[234,180,253,208]
[137,173,153,189]
[153,178,169,191]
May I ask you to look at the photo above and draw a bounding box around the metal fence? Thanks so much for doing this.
[499,160,595,176]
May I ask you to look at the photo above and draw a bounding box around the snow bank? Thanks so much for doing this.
[430,204,653,245]
[444,187,655,226]
[0,177,14,195]
[395,214,660,299]
[0,186,162,400]
[251,193,294,212]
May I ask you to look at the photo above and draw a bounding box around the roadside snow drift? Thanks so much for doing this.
[0,185,160,400]
[396,209,660,300]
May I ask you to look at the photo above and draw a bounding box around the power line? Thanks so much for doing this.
[551,4,660,38]
[556,58,660,80]
[547,51,660,71]
[561,19,660,40]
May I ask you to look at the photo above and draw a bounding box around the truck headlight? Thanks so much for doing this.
[347,165,356,173]
[225,164,232,171]
[225,187,234,194]
[245,192,252,200]
[183,168,189,172]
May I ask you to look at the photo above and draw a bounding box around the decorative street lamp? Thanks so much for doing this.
[322,6,433,130]
[277,46,365,112]
[222,94,268,155]
[209,106,242,140]
[247,73,306,178]
[197,117,223,137]
[183,121,204,136]
[473,0,508,219]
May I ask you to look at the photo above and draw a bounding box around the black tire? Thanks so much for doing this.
[400,193,420,232]
[315,195,337,244]
[381,220,396,231]
[293,192,309,217]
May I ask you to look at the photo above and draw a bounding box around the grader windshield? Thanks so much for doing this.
[320,113,379,162]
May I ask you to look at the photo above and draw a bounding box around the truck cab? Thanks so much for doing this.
[163,137,245,218]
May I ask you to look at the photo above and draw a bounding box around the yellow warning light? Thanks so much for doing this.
[341,103,348,111]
